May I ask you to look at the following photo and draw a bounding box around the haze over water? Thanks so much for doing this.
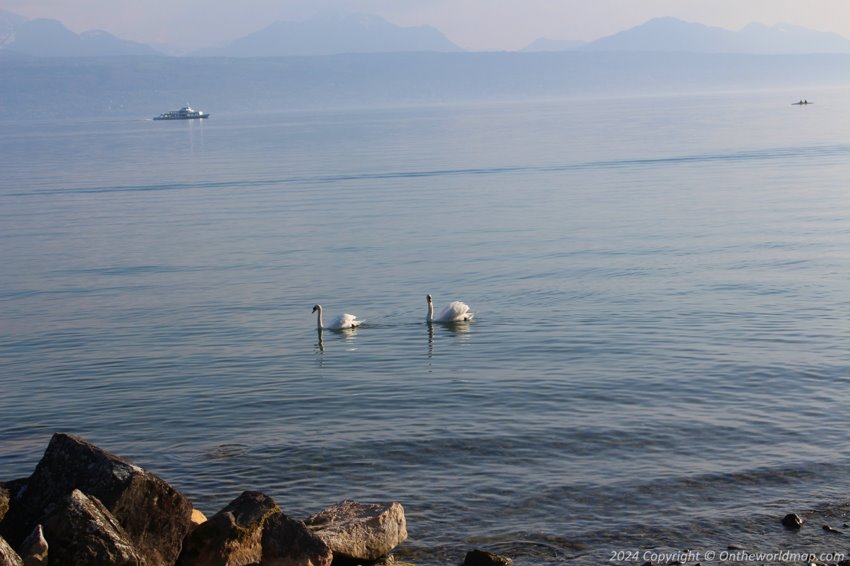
[2,87,850,564]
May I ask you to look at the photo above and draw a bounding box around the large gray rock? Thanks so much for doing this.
[260,513,332,566]
[0,433,192,566]
[304,500,407,562]
[177,491,281,566]
[0,536,22,566]
[41,489,145,566]
[781,513,803,529]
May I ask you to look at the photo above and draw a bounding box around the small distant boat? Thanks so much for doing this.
[792,100,813,105]
[153,105,209,120]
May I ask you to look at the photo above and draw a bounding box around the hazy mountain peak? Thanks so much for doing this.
[644,16,701,27]
[80,29,115,39]
[193,11,462,57]
[0,12,160,56]
[580,16,850,54]
[740,21,771,32]
[310,10,383,25]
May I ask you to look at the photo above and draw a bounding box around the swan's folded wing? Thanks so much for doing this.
[336,313,362,328]
[439,301,473,321]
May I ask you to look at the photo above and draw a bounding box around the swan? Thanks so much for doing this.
[427,294,474,322]
[312,304,363,330]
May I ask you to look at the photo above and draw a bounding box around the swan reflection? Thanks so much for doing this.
[425,316,473,359]
[442,320,472,335]
[315,326,360,354]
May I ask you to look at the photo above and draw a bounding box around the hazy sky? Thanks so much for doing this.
[5,0,850,51]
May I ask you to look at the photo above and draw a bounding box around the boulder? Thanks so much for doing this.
[41,489,145,566]
[0,433,192,566]
[463,548,513,565]
[19,525,47,566]
[0,536,22,566]
[260,513,332,566]
[304,500,407,562]
[782,513,803,529]
[177,491,280,566]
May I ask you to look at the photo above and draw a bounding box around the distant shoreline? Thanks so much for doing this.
[1,51,848,120]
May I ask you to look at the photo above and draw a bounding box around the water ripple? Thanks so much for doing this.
[4,143,848,198]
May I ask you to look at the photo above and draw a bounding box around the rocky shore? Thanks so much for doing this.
[0,433,513,566]
[0,433,417,566]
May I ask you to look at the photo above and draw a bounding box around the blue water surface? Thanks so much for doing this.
[2,89,850,564]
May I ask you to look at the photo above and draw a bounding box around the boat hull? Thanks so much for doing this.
[153,113,209,120]
[153,105,210,120]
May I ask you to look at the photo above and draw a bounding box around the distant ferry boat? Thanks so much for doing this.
[153,105,209,120]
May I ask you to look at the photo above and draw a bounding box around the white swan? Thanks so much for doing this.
[427,294,474,322]
[312,304,363,330]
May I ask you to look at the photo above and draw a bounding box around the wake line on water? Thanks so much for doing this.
[8,143,849,198]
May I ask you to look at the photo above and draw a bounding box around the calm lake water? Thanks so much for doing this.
[2,89,850,564]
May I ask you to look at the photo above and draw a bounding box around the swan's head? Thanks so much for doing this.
[427,294,432,304]
[312,304,322,313]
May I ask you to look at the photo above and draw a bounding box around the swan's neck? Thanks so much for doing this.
[427,302,434,322]
[316,307,324,329]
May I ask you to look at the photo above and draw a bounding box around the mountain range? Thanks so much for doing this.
[194,12,461,57]
[578,17,850,54]
[2,9,850,58]
[0,11,158,56]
